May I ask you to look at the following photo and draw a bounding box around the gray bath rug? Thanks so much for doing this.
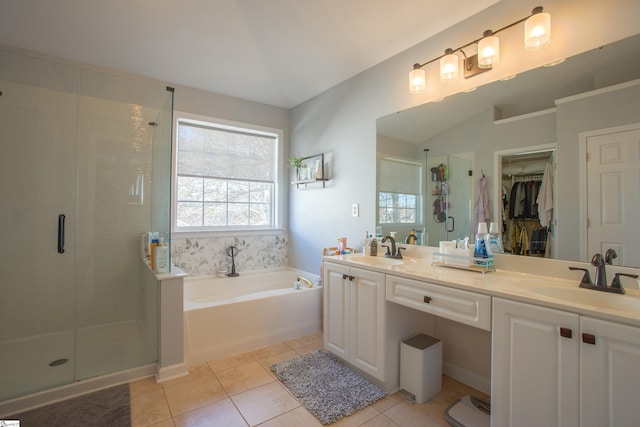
[271,349,386,425]
[8,384,131,427]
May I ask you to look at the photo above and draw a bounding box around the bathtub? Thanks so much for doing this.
[183,268,322,365]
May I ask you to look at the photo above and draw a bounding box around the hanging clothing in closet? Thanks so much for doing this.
[537,162,553,228]
[508,179,543,219]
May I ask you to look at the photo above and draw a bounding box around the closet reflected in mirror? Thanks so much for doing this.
[497,145,555,258]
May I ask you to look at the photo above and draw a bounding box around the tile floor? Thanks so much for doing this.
[129,333,488,427]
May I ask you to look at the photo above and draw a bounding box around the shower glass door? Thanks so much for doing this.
[74,70,169,380]
[0,50,79,400]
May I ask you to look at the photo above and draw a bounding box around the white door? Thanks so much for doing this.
[349,267,385,379]
[585,125,640,266]
[580,317,640,427]
[492,298,580,427]
[323,262,350,360]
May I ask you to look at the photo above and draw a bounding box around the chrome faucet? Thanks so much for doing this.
[591,253,607,287]
[381,235,405,259]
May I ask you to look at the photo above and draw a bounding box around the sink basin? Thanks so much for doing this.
[532,286,640,312]
[347,255,404,266]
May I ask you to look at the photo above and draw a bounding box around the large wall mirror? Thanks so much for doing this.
[376,33,640,267]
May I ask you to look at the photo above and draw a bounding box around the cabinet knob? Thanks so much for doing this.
[560,327,573,339]
[582,333,596,345]
[349,275,355,281]
[423,296,432,304]
[342,274,348,280]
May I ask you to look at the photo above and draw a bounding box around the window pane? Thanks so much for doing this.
[228,203,249,226]
[228,181,249,203]
[250,183,271,203]
[177,177,203,201]
[204,203,226,226]
[250,204,270,226]
[204,179,227,202]
[177,202,203,227]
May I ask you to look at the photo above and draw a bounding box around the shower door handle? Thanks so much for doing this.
[58,214,65,254]
[447,216,455,233]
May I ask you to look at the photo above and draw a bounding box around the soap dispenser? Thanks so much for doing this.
[370,236,378,256]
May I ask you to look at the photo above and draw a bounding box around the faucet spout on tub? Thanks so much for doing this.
[297,276,313,288]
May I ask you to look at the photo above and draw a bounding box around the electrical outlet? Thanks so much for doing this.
[352,203,359,217]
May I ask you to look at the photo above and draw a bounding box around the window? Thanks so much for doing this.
[378,192,417,224]
[377,157,422,225]
[173,114,282,232]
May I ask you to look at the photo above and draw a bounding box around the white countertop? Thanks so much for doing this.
[325,253,640,328]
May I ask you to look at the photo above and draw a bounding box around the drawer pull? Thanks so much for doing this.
[560,327,573,339]
[582,333,596,345]
[423,296,432,304]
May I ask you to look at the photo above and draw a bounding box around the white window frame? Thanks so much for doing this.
[171,111,284,236]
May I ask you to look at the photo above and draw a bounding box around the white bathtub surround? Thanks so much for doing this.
[171,232,288,276]
[183,268,321,365]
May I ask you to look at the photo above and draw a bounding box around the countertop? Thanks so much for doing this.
[324,253,640,328]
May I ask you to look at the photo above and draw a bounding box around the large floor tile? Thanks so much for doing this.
[232,382,300,426]
[163,374,227,416]
[131,388,172,427]
[216,361,273,395]
[130,376,163,397]
[250,342,290,360]
[257,406,322,427]
[173,398,248,427]
[208,351,255,373]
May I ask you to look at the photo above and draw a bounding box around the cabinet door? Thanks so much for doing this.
[580,317,640,427]
[492,298,579,427]
[323,262,350,360]
[350,267,385,379]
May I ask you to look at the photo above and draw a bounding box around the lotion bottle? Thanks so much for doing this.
[154,239,169,273]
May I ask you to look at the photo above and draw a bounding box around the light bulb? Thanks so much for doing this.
[409,65,425,94]
[525,7,551,50]
[478,31,500,68]
[440,49,459,81]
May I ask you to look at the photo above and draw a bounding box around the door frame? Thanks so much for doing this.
[579,123,640,262]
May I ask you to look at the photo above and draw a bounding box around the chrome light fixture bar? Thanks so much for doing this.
[409,6,551,94]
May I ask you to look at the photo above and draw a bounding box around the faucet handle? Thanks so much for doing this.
[381,244,391,256]
[611,273,639,293]
[396,246,406,259]
[569,266,592,287]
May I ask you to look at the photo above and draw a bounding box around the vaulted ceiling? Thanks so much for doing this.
[0,0,498,108]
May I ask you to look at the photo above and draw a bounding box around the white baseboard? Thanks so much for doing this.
[443,362,491,396]
[156,363,189,383]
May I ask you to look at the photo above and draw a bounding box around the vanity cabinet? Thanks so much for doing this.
[580,316,640,427]
[323,261,386,380]
[493,297,640,427]
[492,298,580,427]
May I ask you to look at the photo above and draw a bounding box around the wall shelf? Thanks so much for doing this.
[291,153,328,189]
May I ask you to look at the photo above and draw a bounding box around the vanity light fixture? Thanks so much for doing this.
[409,6,550,94]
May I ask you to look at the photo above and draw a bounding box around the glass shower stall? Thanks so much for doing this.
[0,48,173,401]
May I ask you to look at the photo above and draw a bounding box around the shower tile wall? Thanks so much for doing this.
[171,233,288,276]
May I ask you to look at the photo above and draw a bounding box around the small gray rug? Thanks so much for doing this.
[271,349,386,425]
[8,384,130,427]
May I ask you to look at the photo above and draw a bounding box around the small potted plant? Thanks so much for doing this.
[289,156,307,180]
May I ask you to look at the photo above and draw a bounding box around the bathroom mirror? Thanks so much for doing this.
[376,33,640,267]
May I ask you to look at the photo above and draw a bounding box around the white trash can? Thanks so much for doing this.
[399,333,442,404]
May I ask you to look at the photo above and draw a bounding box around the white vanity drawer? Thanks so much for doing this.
[386,275,491,331]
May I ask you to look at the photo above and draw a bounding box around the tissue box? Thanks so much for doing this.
[443,247,474,266]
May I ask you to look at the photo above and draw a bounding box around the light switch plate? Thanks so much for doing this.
[352,203,359,217]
